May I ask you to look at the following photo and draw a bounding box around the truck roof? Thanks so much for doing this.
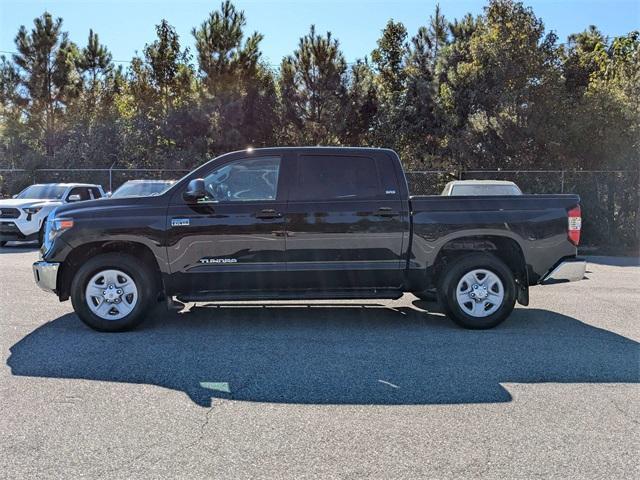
[233,146,398,155]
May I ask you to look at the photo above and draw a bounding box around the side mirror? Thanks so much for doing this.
[12,194,17,198]
[105,191,112,198]
[183,178,207,203]
[67,194,82,202]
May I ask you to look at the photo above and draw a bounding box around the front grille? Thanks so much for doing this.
[0,208,20,219]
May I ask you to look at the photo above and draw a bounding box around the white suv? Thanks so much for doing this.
[0,183,104,246]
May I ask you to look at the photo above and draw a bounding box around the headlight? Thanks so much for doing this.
[24,206,43,215]
[48,218,74,241]
[42,209,73,255]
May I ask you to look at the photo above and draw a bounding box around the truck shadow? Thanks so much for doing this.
[7,305,639,407]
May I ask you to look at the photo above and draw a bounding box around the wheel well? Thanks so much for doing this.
[431,236,529,305]
[58,241,162,301]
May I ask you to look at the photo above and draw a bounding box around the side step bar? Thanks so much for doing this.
[177,289,404,303]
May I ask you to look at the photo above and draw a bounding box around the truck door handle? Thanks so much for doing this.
[375,207,399,217]
[256,209,282,219]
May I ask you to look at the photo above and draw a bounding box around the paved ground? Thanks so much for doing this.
[0,246,638,479]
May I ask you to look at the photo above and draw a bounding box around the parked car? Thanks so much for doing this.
[0,183,104,247]
[441,180,522,196]
[33,147,584,332]
[109,179,176,198]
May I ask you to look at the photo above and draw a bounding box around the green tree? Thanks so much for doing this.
[369,21,408,154]
[428,4,448,68]
[437,0,563,169]
[12,12,81,156]
[79,29,112,97]
[131,19,193,116]
[371,20,408,96]
[125,19,197,168]
[56,30,120,169]
[279,25,348,144]
[341,59,378,145]
[563,26,608,95]
[193,1,276,151]
[564,31,640,244]
[400,5,451,166]
[0,56,29,169]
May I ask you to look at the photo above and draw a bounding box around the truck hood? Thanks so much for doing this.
[0,198,59,209]
[55,195,165,217]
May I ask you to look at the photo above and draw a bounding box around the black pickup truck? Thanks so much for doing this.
[33,147,585,331]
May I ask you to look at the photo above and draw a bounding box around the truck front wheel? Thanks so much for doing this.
[70,253,157,332]
[437,253,516,329]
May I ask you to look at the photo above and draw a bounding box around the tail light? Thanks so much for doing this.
[568,205,581,246]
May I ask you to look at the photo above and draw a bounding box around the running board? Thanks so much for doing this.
[176,289,403,303]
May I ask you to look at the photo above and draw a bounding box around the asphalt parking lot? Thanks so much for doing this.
[0,245,638,479]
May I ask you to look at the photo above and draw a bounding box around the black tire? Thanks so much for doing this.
[70,252,158,332]
[437,253,516,329]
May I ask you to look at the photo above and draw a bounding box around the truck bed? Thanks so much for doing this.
[408,194,581,283]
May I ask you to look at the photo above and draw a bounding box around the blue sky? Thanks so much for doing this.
[1,0,638,66]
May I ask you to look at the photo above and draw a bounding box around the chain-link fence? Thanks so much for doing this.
[1,167,638,249]
[0,168,190,195]
[405,169,639,249]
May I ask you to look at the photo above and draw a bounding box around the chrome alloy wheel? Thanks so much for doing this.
[455,268,504,318]
[85,269,138,320]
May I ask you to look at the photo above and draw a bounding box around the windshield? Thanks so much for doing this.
[16,185,67,200]
[111,181,174,198]
[451,184,522,195]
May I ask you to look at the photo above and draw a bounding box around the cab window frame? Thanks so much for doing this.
[194,155,284,204]
[289,154,397,203]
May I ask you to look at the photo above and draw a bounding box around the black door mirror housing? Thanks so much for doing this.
[183,178,207,203]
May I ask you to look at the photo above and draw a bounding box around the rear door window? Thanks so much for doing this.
[292,155,382,201]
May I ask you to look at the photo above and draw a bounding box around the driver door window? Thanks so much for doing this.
[202,156,281,202]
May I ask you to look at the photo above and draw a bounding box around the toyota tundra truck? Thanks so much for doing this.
[32,147,585,331]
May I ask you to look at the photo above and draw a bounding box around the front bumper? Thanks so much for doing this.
[0,220,39,241]
[33,261,60,293]
[541,258,586,284]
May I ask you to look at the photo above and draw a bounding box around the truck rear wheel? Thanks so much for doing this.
[437,253,516,329]
[70,252,157,332]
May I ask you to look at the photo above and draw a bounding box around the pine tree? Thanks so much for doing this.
[371,20,408,96]
[126,20,196,168]
[279,25,348,145]
[341,59,378,145]
[12,12,81,156]
[79,29,112,94]
[193,1,275,151]
[428,4,448,67]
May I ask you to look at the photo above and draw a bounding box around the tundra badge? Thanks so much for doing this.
[171,218,190,227]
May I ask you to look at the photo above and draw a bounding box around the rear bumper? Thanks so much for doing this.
[33,261,60,293]
[541,258,586,284]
